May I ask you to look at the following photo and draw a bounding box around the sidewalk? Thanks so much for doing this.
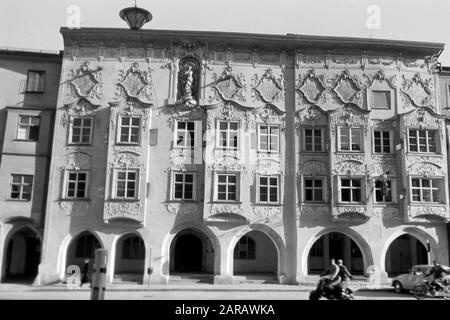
[0,282,393,293]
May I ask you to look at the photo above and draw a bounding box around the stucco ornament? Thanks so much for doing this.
[64,152,92,169]
[401,73,434,107]
[61,99,100,128]
[407,162,445,176]
[58,201,90,216]
[109,152,145,176]
[251,68,285,109]
[165,203,199,216]
[332,69,365,105]
[68,61,103,101]
[207,156,246,173]
[296,69,328,104]
[333,206,371,219]
[299,206,329,221]
[104,202,144,224]
[257,106,285,125]
[252,206,282,222]
[207,103,251,130]
[332,161,365,175]
[402,107,442,131]
[301,161,327,175]
[408,205,450,222]
[329,104,370,136]
[209,204,244,216]
[373,206,399,219]
[209,63,247,104]
[366,70,397,88]
[116,62,154,104]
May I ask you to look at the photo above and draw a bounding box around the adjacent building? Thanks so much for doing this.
[1,26,449,285]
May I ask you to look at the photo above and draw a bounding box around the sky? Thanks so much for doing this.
[0,0,449,65]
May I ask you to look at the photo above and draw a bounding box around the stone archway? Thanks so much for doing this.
[385,234,428,277]
[66,231,102,280]
[113,233,145,283]
[232,230,278,277]
[170,228,214,274]
[3,227,41,283]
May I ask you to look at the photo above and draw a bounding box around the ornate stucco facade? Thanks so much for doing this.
[1,27,450,285]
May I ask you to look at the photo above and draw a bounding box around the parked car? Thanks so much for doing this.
[391,264,450,293]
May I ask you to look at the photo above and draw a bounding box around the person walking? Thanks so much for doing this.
[80,258,90,287]
[337,259,354,296]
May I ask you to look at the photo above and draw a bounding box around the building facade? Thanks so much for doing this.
[0,48,62,282]
[1,27,450,285]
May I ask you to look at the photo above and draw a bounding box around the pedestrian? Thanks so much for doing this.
[320,258,340,290]
[337,259,354,295]
[80,258,90,287]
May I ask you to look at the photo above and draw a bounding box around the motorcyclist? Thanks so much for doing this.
[320,258,341,291]
[426,260,450,292]
[337,259,354,296]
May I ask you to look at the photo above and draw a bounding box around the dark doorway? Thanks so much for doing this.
[174,234,203,272]
[4,228,41,282]
[66,232,101,279]
[385,234,428,277]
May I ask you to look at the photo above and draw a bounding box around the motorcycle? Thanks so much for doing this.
[309,277,354,300]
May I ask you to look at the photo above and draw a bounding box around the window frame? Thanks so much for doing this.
[372,128,394,154]
[9,174,33,201]
[25,70,46,93]
[302,126,325,153]
[407,128,439,154]
[121,236,145,260]
[69,116,94,145]
[338,176,365,204]
[256,174,281,205]
[214,172,240,203]
[63,170,90,200]
[337,126,363,152]
[373,178,394,204]
[371,90,392,110]
[410,176,445,204]
[174,120,196,149]
[303,176,326,203]
[257,124,280,153]
[16,115,40,141]
[113,169,140,200]
[216,120,240,150]
[171,171,196,201]
[116,115,141,145]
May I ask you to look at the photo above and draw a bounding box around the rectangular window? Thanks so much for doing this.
[372,90,391,109]
[339,127,362,152]
[175,121,195,148]
[26,70,46,93]
[17,115,40,140]
[173,173,195,200]
[218,121,239,149]
[258,176,279,204]
[119,116,140,144]
[374,179,392,203]
[408,129,438,153]
[217,173,237,201]
[411,178,443,203]
[10,174,33,201]
[373,130,391,154]
[340,178,363,203]
[259,125,279,152]
[304,178,324,202]
[303,128,324,152]
[70,117,93,144]
[66,171,88,199]
[115,170,138,199]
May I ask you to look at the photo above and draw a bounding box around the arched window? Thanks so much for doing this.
[234,236,256,260]
[122,236,145,260]
[75,233,100,258]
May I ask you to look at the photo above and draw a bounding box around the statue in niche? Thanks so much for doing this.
[177,57,200,107]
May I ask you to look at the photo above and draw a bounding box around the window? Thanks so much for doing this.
[373,130,392,154]
[310,238,323,257]
[258,176,279,204]
[259,125,279,152]
[339,127,362,152]
[340,178,363,203]
[217,173,237,201]
[122,236,145,260]
[175,121,195,148]
[10,174,33,200]
[408,129,438,153]
[374,179,392,203]
[304,178,324,202]
[411,178,444,203]
[119,116,140,144]
[303,128,324,152]
[372,90,391,109]
[233,236,255,260]
[173,173,195,200]
[115,170,138,199]
[17,115,40,140]
[66,171,88,199]
[26,70,46,93]
[218,121,238,149]
[70,117,93,144]
[75,234,100,258]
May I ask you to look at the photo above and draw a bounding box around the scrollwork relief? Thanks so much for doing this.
[116,62,154,104]
[332,69,365,105]
[408,205,449,222]
[209,203,244,216]
[104,201,144,223]
[165,203,199,216]
[332,161,365,175]
[67,61,102,100]
[209,63,247,104]
[401,73,434,107]
[252,206,282,221]
[251,68,285,104]
[407,162,445,176]
[58,201,90,216]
